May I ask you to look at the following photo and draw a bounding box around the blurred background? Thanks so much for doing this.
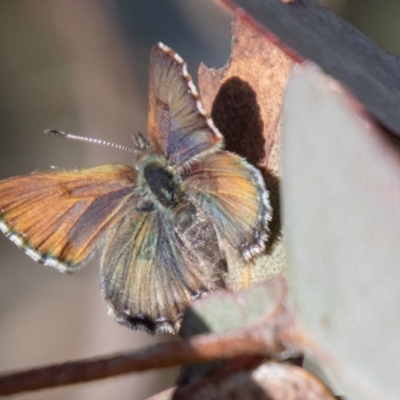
[0,1,398,399]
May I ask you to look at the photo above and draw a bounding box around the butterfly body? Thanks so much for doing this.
[134,152,182,211]
[0,43,271,334]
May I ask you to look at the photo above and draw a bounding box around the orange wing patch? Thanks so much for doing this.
[0,164,136,271]
[183,151,271,261]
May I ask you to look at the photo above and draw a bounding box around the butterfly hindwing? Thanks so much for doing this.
[0,164,137,272]
[101,202,223,334]
[183,151,271,270]
[148,43,223,165]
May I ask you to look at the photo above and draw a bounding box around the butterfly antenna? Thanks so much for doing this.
[44,129,137,154]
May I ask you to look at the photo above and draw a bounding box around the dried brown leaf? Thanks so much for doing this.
[199,17,294,289]
[221,0,400,137]
[171,361,337,400]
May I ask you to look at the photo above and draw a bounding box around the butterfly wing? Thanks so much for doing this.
[182,151,271,285]
[148,43,223,165]
[101,201,223,334]
[0,164,136,272]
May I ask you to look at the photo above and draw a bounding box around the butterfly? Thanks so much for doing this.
[0,43,271,334]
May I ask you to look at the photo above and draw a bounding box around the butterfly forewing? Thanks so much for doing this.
[0,164,137,271]
[148,43,223,165]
